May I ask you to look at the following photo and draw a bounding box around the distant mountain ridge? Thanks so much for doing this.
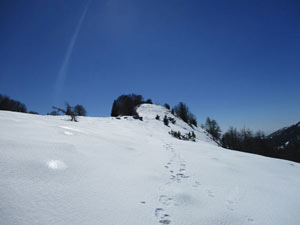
[266,121,300,162]
[268,121,300,146]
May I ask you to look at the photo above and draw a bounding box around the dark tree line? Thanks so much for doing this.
[201,117,300,163]
[0,94,27,113]
[221,126,300,163]
[221,128,273,155]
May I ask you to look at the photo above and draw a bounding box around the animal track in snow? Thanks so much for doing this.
[155,208,164,217]
[192,181,201,187]
[155,208,171,224]
[226,200,235,211]
[170,172,190,183]
[206,190,215,198]
[159,219,171,224]
[159,195,176,206]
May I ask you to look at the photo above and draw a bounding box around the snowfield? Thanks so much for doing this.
[0,104,300,225]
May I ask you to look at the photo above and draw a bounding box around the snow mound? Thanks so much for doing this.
[137,104,215,144]
[0,109,300,225]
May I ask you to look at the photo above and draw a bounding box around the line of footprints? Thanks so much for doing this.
[152,143,254,224]
[154,143,202,224]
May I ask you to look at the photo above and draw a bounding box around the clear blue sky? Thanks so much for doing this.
[0,0,299,133]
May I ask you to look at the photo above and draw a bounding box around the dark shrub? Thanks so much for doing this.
[146,99,153,104]
[29,111,39,115]
[74,104,87,116]
[189,114,197,127]
[168,117,176,124]
[164,104,170,110]
[155,115,160,120]
[133,115,143,121]
[163,115,169,126]
[192,131,196,139]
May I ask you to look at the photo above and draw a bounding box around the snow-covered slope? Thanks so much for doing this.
[136,104,215,144]
[0,104,300,225]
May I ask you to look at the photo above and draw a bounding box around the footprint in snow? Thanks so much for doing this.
[206,190,215,198]
[192,181,201,187]
[248,218,254,222]
[226,200,234,211]
[155,208,171,224]
[176,173,190,179]
[155,208,164,217]
[159,195,176,206]
[159,219,171,224]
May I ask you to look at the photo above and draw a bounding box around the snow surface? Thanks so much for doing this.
[0,104,300,225]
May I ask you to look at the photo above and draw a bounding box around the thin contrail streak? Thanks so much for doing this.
[54,0,92,102]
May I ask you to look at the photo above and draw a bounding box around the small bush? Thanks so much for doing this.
[163,115,169,126]
[29,111,39,115]
[164,104,170,110]
[168,117,176,124]
[133,115,143,121]
[155,114,160,120]
[146,99,153,104]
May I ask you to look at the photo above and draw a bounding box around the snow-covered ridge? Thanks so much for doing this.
[0,106,300,225]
